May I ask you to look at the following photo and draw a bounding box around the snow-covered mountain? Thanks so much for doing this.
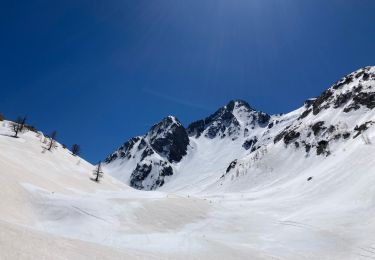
[104,66,375,192]
[104,116,189,190]
[218,66,375,192]
[186,99,270,140]
[3,66,375,259]
[104,99,271,191]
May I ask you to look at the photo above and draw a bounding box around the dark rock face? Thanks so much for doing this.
[186,120,205,138]
[128,116,189,190]
[316,141,329,156]
[105,137,141,163]
[275,110,372,156]
[274,127,300,145]
[304,98,316,108]
[226,159,237,174]
[187,101,241,139]
[352,92,375,109]
[303,142,311,153]
[299,109,312,119]
[187,100,270,139]
[130,160,173,190]
[106,116,189,190]
[160,164,173,176]
[344,91,375,113]
[283,130,301,145]
[334,92,352,108]
[138,139,147,150]
[149,116,190,163]
[298,67,375,117]
[312,89,333,115]
[130,163,152,189]
[353,121,374,138]
[242,136,258,150]
[311,121,326,136]
[256,112,271,126]
[140,147,154,161]
[332,75,354,90]
[274,130,286,144]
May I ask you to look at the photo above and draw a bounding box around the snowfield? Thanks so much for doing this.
[2,121,375,260]
[1,67,375,259]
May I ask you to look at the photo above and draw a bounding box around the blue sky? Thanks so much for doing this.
[0,0,374,163]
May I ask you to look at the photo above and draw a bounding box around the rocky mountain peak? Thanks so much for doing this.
[147,115,189,163]
[299,66,375,119]
[226,99,254,113]
[105,66,375,192]
[272,66,375,157]
[187,100,270,139]
[104,115,189,190]
[148,116,181,141]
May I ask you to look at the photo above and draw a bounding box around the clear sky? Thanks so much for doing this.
[0,0,374,163]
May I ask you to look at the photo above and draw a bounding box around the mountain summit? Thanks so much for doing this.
[187,99,270,139]
[104,66,375,191]
[104,100,271,190]
[105,116,189,190]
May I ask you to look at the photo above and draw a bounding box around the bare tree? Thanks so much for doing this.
[10,116,27,138]
[92,161,104,182]
[71,144,81,156]
[47,130,58,151]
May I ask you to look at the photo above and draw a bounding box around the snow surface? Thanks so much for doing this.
[2,67,375,259]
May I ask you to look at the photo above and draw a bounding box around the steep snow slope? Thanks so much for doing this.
[160,110,295,193]
[104,100,272,190]
[0,121,150,259]
[3,66,375,260]
[219,66,375,192]
[105,66,375,195]
[0,120,284,259]
[0,121,122,226]
[5,117,375,259]
[0,121,210,259]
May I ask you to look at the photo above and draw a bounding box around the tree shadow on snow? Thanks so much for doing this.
[0,133,18,138]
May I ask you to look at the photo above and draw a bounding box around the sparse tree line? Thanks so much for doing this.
[0,113,101,181]
[1,114,79,154]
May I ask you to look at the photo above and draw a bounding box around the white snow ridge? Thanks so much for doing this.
[1,66,375,259]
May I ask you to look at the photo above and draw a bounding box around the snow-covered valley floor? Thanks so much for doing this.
[1,120,375,260]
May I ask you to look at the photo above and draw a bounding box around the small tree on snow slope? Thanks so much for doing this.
[10,116,27,138]
[92,161,104,182]
[47,130,58,151]
[71,144,81,156]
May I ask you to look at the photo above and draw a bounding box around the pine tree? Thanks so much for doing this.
[92,161,104,182]
[71,144,80,156]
